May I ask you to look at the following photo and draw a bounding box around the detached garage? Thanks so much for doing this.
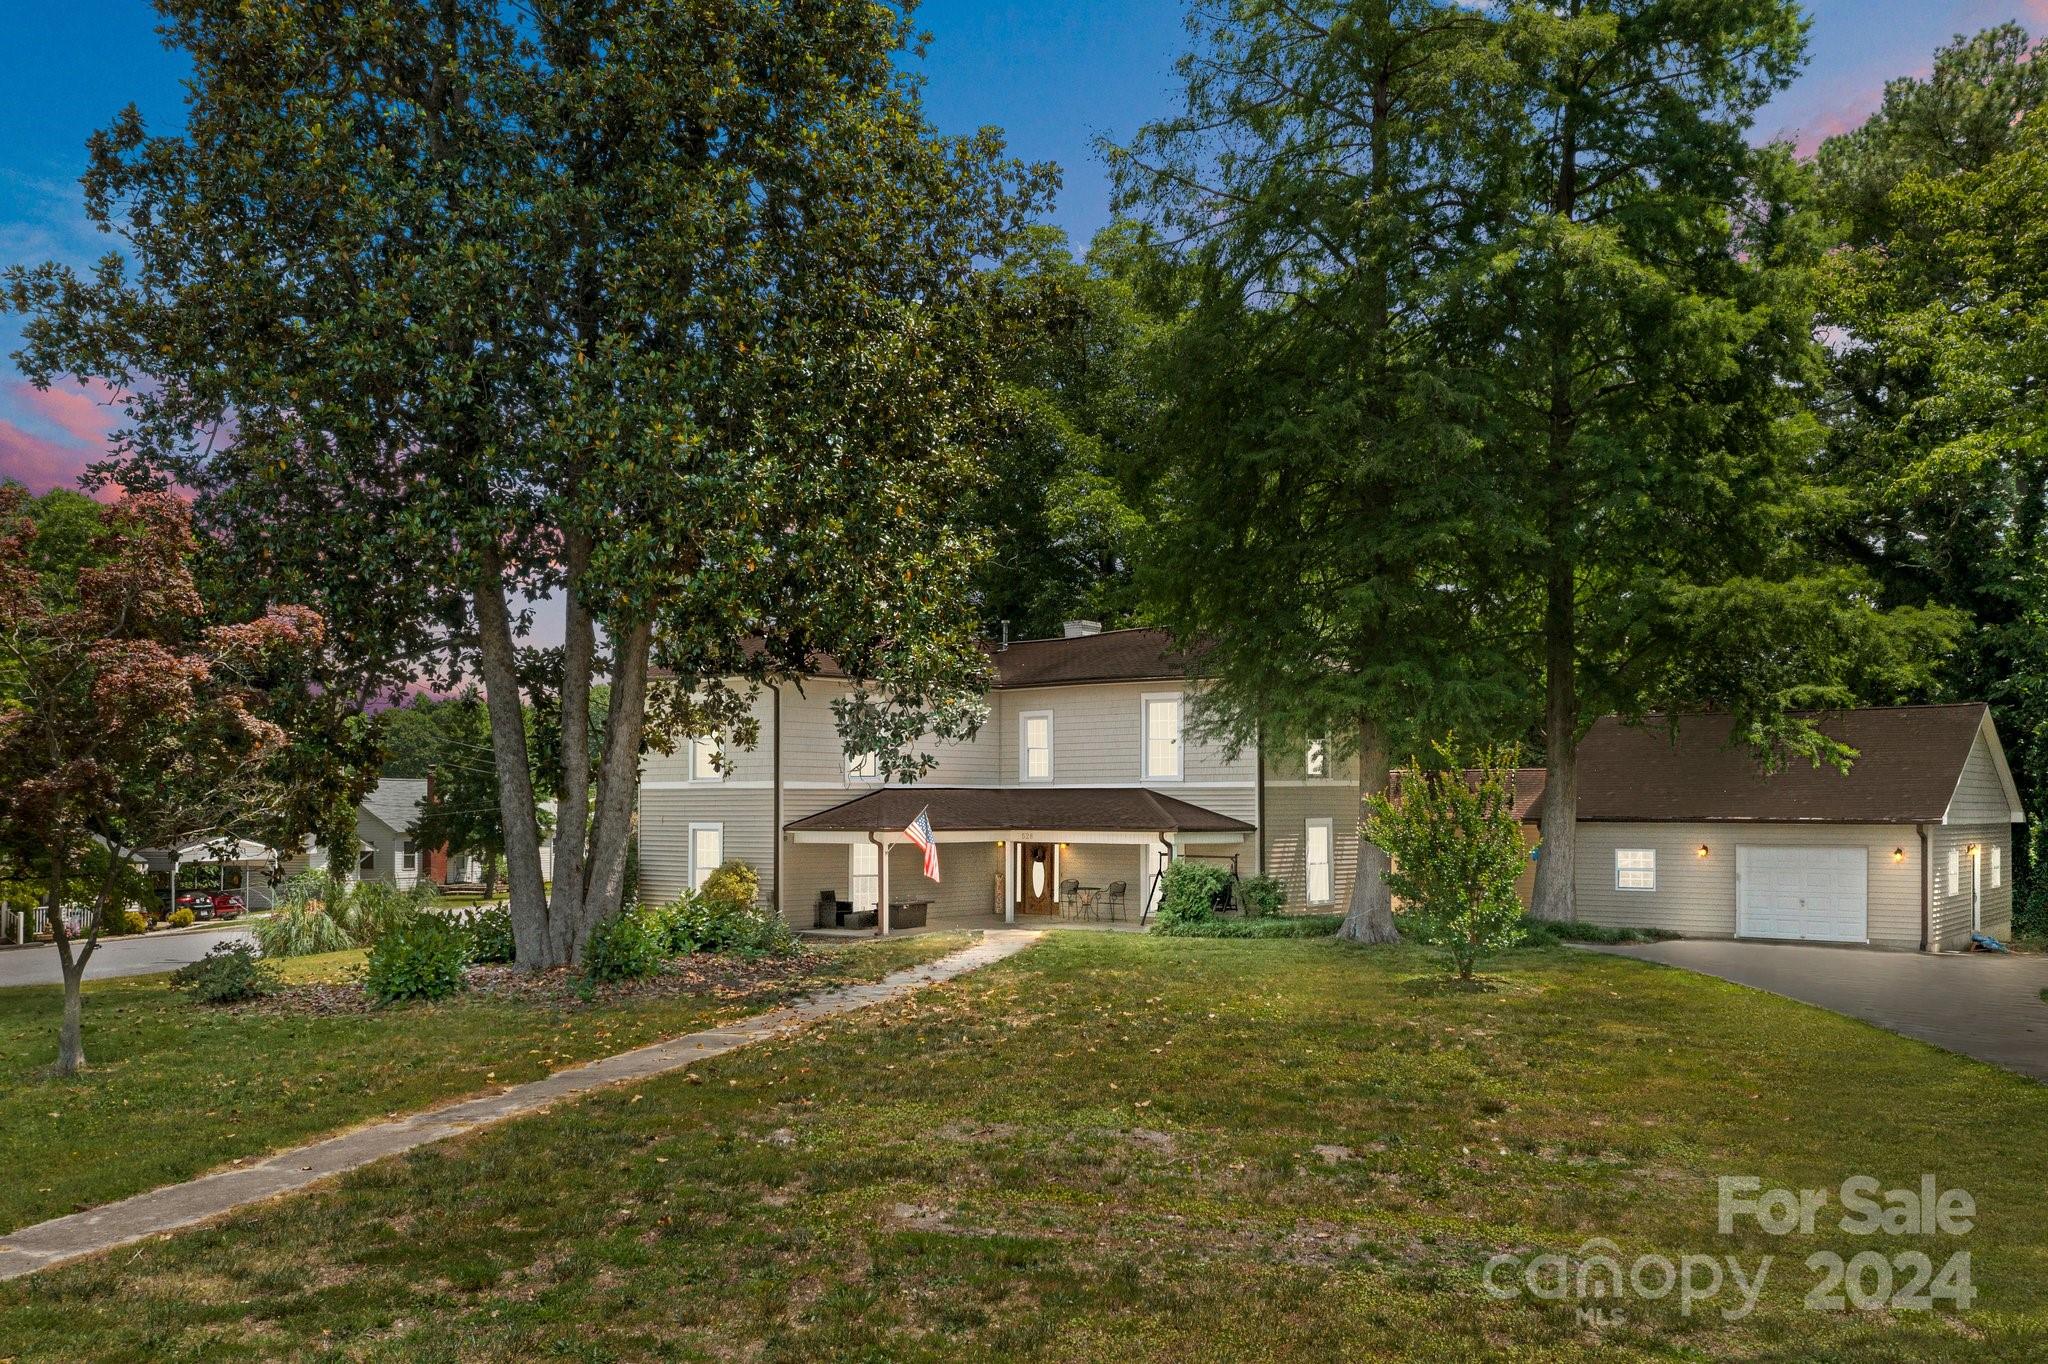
[1552,704,2025,952]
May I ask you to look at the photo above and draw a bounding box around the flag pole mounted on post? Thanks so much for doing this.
[905,805,940,884]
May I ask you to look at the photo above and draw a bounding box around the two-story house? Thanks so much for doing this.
[637,624,1362,930]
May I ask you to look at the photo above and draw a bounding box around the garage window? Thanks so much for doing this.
[1614,848,1656,891]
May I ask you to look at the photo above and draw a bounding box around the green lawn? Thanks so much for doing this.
[4,933,2046,1361]
[0,933,971,1236]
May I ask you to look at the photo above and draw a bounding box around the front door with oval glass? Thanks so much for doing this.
[1019,842,1058,915]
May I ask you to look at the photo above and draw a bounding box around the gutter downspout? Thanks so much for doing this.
[770,683,783,926]
[1920,823,1936,953]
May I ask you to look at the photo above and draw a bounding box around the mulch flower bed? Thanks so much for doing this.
[228,950,831,1017]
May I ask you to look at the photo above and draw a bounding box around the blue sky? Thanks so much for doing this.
[3,0,2043,495]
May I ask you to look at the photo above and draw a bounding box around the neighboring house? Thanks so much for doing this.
[1510,705,2023,952]
[638,624,1363,930]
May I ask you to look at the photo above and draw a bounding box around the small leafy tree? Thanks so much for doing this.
[0,489,342,1072]
[1366,743,1531,980]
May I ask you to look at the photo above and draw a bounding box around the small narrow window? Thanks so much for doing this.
[1306,741,1326,777]
[846,750,880,783]
[1615,849,1656,891]
[1306,819,1333,905]
[1991,847,2002,889]
[689,823,724,893]
[690,736,722,783]
[1021,711,1052,781]
[358,848,376,874]
[1948,848,1960,895]
[401,841,417,872]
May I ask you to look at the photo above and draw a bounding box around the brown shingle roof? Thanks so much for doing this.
[1516,705,1994,825]
[785,786,1253,835]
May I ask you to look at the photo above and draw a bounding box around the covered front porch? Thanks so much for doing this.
[782,787,1255,935]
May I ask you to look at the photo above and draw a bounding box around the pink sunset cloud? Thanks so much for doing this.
[0,416,102,496]
[15,378,120,445]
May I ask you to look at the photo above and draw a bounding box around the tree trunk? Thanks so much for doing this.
[481,849,499,898]
[1339,716,1401,944]
[546,535,595,942]
[55,961,87,1076]
[473,556,555,965]
[569,619,655,957]
[1531,560,1579,922]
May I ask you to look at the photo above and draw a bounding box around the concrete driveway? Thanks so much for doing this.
[1594,939,2048,1083]
[0,925,251,990]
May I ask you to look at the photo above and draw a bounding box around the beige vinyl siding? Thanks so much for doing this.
[780,681,1000,789]
[1930,822,2013,949]
[637,787,774,906]
[993,683,1258,823]
[1946,727,2018,824]
[882,841,1002,925]
[1260,777,1359,911]
[1572,822,1926,948]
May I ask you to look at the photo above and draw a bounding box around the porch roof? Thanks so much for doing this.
[784,787,1254,836]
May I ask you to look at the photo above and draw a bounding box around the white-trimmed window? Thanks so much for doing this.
[401,841,417,873]
[1142,693,1183,781]
[689,823,723,893]
[846,749,881,783]
[1020,711,1053,782]
[1991,847,2003,888]
[358,847,375,874]
[1948,847,1961,895]
[850,841,879,914]
[689,736,722,783]
[1306,818,1333,905]
[1615,848,1657,892]
[1305,741,1326,777]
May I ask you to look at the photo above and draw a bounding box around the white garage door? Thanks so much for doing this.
[1736,846,1868,944]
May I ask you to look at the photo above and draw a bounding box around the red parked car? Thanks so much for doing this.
[172,891,244,921]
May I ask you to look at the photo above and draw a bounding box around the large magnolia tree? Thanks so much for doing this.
[10,0,1050,966]
[0,489,345,1074]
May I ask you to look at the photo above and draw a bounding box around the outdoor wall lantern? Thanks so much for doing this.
[1697,844,1710,859]
[1892,847,1906,864]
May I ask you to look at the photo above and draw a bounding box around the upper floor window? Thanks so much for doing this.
[1143,693,1182,781]
[1615,848,1656,891]
[1306,741,1326,777]
[846,749,881,783]
[1020,711,1053,782]
[689,736,722,783]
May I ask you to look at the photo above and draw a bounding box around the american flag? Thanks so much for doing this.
[904,806,941,883]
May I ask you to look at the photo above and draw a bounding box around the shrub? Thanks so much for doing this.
[455,904,516,963]
[1155,912,1344,939]
[657,890,795,959]
[336,880,434,948]
[1366,740,1531,979]
[365,914,473,1004]
[1152,861,1232,930]
[1517,917,1679,947]
[120,909,149,935]
[170,941,282,1004]
[583,907,668,983]
[251,902,354,957]
[1239,874,1286,917]
[700,859,760,910]
[167,907,196,929]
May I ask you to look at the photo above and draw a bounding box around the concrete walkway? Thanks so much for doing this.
[0,930,1040,1282]
[1592,939,2048,1082]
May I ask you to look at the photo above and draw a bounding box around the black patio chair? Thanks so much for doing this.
[1059,877,1081,916]
[1100,881,1127,921]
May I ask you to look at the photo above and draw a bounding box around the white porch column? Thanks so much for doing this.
[1004,838,1017,924]
[873,833,891,937]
